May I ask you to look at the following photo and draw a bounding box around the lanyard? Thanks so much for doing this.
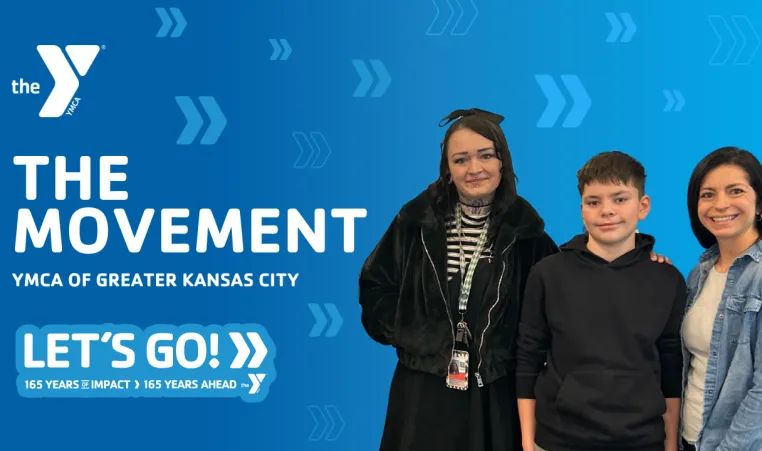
[456,206,490,315]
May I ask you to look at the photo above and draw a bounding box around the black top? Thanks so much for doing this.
[379,250,525,451]
[515,233,687,451]
[448,252,493,360]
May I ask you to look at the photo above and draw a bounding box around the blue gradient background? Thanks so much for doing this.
[1,0,761,449]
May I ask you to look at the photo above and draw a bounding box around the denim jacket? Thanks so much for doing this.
[679,240,762,451]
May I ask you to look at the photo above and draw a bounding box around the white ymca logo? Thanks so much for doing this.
[37,45,100,118]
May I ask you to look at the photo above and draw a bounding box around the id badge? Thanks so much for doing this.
[446,350,469,390]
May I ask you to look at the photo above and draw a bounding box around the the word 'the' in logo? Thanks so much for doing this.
[37,45,100,118]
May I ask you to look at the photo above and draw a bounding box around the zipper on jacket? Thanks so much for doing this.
[475,236,516,387]
[420,229,457,357]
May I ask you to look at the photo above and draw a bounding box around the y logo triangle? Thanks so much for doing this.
[37,45,100,118]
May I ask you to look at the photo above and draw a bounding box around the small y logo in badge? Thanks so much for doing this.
[11,45,101,118]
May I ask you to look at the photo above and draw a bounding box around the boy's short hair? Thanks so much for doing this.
[577,151,646,197]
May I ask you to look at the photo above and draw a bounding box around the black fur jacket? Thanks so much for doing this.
[359,187,558,386]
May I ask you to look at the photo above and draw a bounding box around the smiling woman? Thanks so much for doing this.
[694,164,762,260]
[445,127,503,206]
[359,107,559,451]
[681,146,762,451]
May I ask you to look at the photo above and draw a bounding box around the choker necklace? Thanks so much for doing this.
[458,196,492,208]
[459,201,492,208]
[459,200,492,216]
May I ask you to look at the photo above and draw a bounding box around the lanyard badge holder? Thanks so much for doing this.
[446,208,490,391]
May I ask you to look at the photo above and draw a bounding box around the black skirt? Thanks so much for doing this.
[379,257,522,451]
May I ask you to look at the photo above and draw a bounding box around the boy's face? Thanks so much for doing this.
[581,180,650,247]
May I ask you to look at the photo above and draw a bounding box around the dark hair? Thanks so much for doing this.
[576,151,646,197]
[428,108,518,235]
[687,146,762,248]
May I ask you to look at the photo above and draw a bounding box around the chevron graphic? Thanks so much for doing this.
[229,332,268,368]
[308,303,343,337]
[293,132,332,169]
[156,8,187,38]
[708,15,761,66]
[534,74,591,128]
[175,96,227,145]
[352,59,391,98]
[269,39,292,60]
[605,12,636,43]
[427,0,479,36]
[663,90,685,112]
[308,405,345,441]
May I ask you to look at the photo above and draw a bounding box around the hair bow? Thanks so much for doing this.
[438,108,505,127]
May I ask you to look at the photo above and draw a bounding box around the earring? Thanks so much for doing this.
[757,213,762,222]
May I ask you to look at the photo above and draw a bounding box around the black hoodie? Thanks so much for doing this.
[515,233,687,451]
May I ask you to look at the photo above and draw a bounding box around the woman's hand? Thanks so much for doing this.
[650,252,672,265]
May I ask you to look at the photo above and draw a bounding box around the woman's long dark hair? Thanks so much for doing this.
[428,108,519,238]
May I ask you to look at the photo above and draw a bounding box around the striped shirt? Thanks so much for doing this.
[446,204,493,280]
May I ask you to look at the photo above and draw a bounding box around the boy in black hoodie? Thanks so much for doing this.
[515,151,686,451]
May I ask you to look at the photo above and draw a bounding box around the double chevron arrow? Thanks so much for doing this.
[352,60,391,98]
[269,39,292,60]
[229,332,268,368]
[535,74,591,128]
[229,332,268,395]
[708,15,761,66]
[175,96,227,145]
[605,12,636,43]
[156,8,187,38]
[293,132,331,169]
[308,303,343,337]
[308,405,345,441]
[427,0,479,36]
[663,90,686,112]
